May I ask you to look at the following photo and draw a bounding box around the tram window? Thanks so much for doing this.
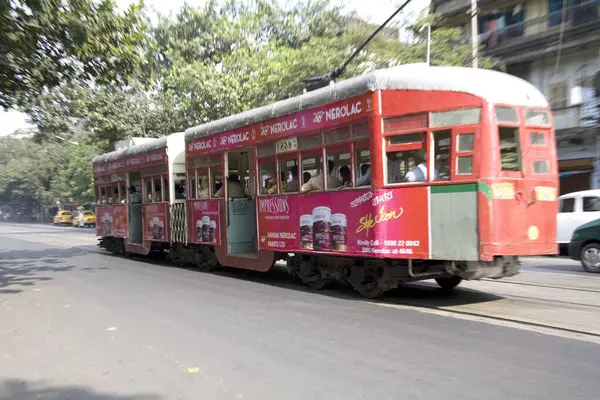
[431,108,481,127]
[326,150,350,189]
[499,127,522,171]
[324,126,350,144]
[457,133,474,152]
[100,186,106,204]
[355,147,371,187]
[495,107,519,124]
[174,174,186,200]
[280,159,299,193]
[144,179,153,203]
[153,178,162,202]
[532,160,549,174]
[188,171,197,199]
[530,132,546,146]
[457,156,473,175]
[211,170,223,198]
[257,142,277,158]
[197,171,210,198]
[525,109,550,126]
[389,132,424,146]
[119,182,126,203]
[386,150,422,184]
[300,154,324,192]
[298,133,322,149]
[259,161,276,195]
[433,130,451,181]
[163,177,170,202]
[352,122,369,139]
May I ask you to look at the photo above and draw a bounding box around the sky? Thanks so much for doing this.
[0,0,429,136]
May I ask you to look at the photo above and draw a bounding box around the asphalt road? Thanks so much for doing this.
[1,223,599,400]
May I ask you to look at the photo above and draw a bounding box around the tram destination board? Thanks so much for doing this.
[257,187,429,258]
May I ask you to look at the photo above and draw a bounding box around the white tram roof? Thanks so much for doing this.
[93,132,184,165]
[185,64,549,140]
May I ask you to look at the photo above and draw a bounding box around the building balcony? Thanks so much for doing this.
[477,0,600,63]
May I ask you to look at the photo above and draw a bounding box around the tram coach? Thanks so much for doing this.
[94,64,558,298]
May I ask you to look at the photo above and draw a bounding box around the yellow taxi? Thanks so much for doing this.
[53,210,73,226]
[71,210,97,228]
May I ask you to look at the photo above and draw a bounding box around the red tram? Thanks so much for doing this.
[93,65,558,297]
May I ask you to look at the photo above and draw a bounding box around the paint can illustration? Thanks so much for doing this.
[331,213,347,251]
[209,220,216,242]
[312,206,331,251]
[299,214,313,249]
[201,216,210,242]
[196,220,202,242]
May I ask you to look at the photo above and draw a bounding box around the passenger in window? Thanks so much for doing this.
[339,166,351,188]
[287,166,300,192]
[301,160,341,192]
[357,164,371,186]
[215,174,245,198]
[198,176,210,198]
[404,150,429,183]
[387,153,403,183]
[129,186,141,203]
[303,172,311,184]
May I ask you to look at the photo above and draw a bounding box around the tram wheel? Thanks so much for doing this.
[357,286,385,299]
[435,276,463,290]
[306,279,330,291]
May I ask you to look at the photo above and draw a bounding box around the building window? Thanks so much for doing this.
[549,82,567,109]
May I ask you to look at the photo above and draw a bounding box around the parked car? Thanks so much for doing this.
[53,210,73,226]
[557,190,600,252]
[71,210,96,228]
[568,218,600,273]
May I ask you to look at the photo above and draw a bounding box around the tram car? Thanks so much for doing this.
[93,64,559,298]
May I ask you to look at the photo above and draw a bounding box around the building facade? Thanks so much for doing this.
[432,0,600,194]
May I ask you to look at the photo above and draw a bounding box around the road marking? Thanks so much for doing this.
[187,367,200,374]
[106,326,118,332]
[370,301,600,345]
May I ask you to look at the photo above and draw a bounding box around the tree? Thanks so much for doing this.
[0,0,152,109]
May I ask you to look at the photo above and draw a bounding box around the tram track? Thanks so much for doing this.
[482,278,600,294]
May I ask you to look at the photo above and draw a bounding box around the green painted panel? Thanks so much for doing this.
[431,183,478,194]
[431,190,479,261]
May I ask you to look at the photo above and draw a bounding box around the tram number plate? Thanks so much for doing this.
[276,137,298,153]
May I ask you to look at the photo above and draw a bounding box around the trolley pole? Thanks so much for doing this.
[471,0,479,68]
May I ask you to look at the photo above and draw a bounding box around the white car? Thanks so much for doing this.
[557,189,600,249]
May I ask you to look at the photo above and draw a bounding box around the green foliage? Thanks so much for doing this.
[0,134,98,209]
[0,0,152,109]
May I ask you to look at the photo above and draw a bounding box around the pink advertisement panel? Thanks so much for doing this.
[187,93,373,157]
[111,206,127,237]
[257,187,429,258]
[189,200,221,245]
[144,203,168,242]
[96,206,112,236]
[94,148,167,176]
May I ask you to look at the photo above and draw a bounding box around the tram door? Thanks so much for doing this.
[225,150,258,257]
[128,171,143,244]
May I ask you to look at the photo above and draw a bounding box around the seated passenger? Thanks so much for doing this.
[356,164,371,186]
[301,160,341,192]
[286,166,300,192]
[214,174,245,198]
[303,172,311,184]
[339,165,351,188]
[198,176,210,198]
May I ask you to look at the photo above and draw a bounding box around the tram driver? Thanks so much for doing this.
[301,160,341,192]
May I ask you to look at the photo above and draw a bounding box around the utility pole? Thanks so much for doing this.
[471,0,479,68]
[420,23,432,66]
